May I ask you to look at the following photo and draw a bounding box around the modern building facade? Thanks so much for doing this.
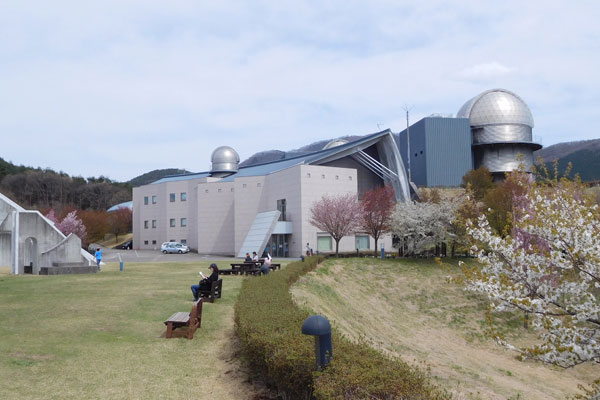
[398,88,541,186]
[132,130,410,257]
[397,117,473,187]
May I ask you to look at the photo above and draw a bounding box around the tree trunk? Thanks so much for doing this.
[335,239,340,255]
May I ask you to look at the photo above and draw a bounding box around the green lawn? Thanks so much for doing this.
[0,261,253,399]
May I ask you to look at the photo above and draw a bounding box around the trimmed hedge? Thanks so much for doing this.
[234,257,451,399]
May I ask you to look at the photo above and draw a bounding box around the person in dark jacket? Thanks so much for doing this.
[191,263,219,301]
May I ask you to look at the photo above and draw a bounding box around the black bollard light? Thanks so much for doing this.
[301,315,332,370]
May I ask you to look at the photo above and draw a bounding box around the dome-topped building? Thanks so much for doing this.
[210,146,240,177]
[458,89,541,178]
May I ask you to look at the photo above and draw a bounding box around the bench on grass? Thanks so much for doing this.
[164,299,203,339]
[198,279,222,303]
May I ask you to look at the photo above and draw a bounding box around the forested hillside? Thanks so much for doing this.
[129,168,190,187]
[534,139,600,181]
[0,157,131,211]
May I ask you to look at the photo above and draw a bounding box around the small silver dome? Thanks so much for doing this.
[211,146,239,176]
[323,139,348,150]
[457,89,534,128]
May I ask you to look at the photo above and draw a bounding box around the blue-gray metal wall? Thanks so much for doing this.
[398,117,473,187]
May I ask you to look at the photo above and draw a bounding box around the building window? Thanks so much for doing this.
[144,196,149,205]
[257,183,261,187]
[144,240,148,245]
[243,184,247,188]
[152,220,156,228]
[205,189,209,193]
[181,239,187,245]
[321,174,325,179]
[317,236,332,252]
[307,172,311,178]
[218,188,222,193]
[181,218,187,227]
[144,220,148,229]
[181,192,187,201]
[335,175,339,180]
[170,193,175,202]
[277,199,287,221]
[355,235,370,250]
[152,195,157,204]
[152,240,156,245]
[170,218,176,227]
[349,176,352,180]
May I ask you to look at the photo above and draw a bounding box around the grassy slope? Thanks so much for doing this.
[0,261,279,400]
[291,258,597,400]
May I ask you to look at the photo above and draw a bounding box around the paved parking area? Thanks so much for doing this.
[98,248,236,263]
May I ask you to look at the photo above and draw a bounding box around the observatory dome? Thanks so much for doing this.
[211,146,240,176]
[322,139,348,150]
[457,89,534,128]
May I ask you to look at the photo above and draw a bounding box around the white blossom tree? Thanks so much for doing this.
[391,200,456,256]
[462,177,600,368]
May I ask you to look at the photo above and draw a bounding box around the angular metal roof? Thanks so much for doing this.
[151,129,410,201]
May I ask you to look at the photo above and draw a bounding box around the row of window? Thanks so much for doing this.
[306,172,353,180]
[316,235,370,252]
[144,218,187,229]
[143,239,187,245]
[144,192,187,205]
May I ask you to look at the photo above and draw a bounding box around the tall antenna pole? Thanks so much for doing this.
[403,105,413,182]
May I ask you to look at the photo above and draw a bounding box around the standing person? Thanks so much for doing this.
[95,248,102,271]
[305,242,311,257]
[191,263,219,301]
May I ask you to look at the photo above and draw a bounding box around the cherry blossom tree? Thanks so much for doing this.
[309,193,362,255]
[462,176,600,368]
[391,199,456,256]
[360,185,396,255]
[46,209,87,243]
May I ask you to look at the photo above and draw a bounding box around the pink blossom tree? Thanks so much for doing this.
[46,209,87,243]
[309,193,362,255]
[360,185,396,255]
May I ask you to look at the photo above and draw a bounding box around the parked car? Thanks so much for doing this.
[161,242,190,254]
[115,240,132,250]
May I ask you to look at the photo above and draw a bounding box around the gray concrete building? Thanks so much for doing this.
[0,193,96,275]
[133,130,409,257]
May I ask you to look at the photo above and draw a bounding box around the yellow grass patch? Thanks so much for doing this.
[291,258,597,400]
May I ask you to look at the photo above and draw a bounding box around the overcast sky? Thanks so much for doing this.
[1,1,598,182]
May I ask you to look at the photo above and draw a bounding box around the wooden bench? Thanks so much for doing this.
[164,299,203,339]
[198,279,222,303]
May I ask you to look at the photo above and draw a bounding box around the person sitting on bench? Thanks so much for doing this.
[191,263,219,301]
[261,253,272,275]
[244,253,252,262]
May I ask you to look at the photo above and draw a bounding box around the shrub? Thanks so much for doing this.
[235,257,450,399]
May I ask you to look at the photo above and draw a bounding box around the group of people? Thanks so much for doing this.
[190,251,273,300]
[244,251,272,275]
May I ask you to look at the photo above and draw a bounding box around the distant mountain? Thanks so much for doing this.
[128,168,190,187]
[239,135,364,167]
[534,139,600,181]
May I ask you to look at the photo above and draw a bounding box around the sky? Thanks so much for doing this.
[1,1,599,182]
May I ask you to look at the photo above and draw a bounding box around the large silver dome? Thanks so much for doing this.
[211,146,239,176]
[457,89,534,128]
[458,89,541,177]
